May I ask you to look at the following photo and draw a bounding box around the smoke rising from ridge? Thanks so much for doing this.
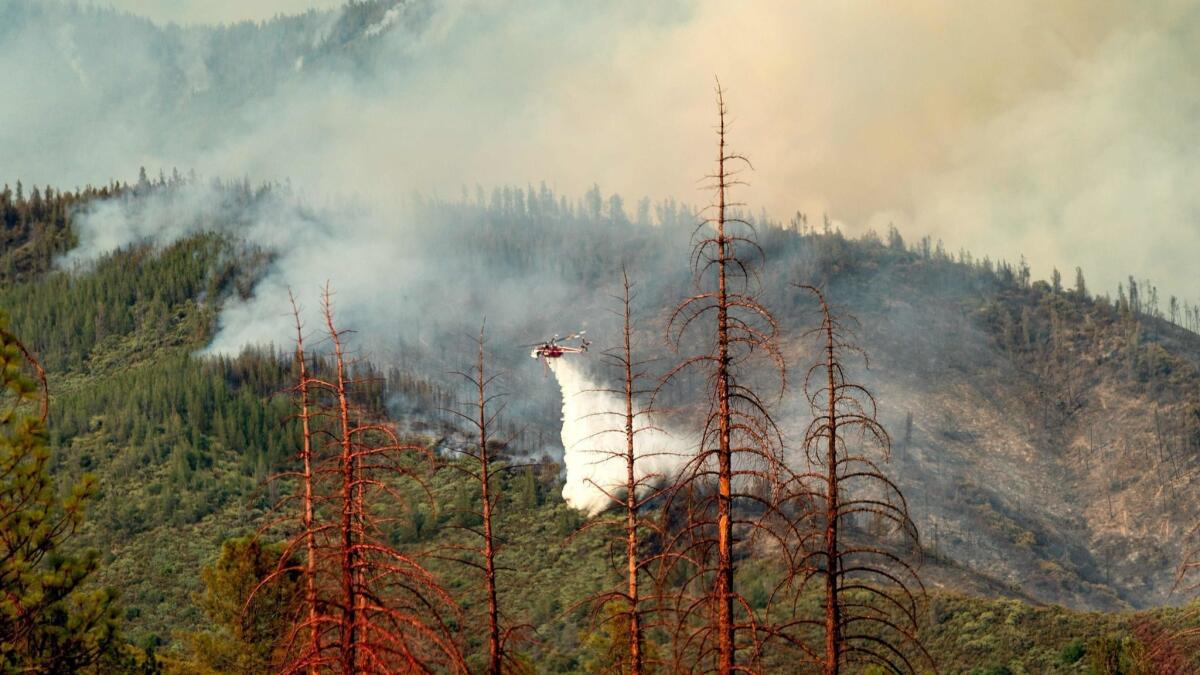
[52,174,709,469]
[2,0,1198,306]
[99,0,346,26]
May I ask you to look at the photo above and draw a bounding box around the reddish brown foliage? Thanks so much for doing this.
[656,82,790,673]
[776,286,933,674]
[253,286,465,674]
[1131,614,1200,674]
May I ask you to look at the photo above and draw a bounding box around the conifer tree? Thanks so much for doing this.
[175,537,301,674]
[576,270,666,674]
[658,82,788,673]
[0,317,123,671]
[441,324,527,673]
[781,287,932,674]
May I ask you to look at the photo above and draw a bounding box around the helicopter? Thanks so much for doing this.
[527,331,589,366]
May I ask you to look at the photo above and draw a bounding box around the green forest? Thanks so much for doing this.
[3,2,1200,672]
[2,160,1199,673]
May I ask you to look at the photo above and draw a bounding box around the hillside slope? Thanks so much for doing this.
[3,183,1200,668]
[807,250,1200,611]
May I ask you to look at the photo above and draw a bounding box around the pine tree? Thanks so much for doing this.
[174,537,300,674]
[0,316,123,671]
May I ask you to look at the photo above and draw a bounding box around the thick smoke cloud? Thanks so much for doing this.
[57,180,623,369]
[3,0,1197,303]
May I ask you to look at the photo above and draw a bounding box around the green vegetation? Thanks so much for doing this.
[168,537,300,674]
[1,182,1198,671]
[920,595,1200,674]
[0,314,128,671]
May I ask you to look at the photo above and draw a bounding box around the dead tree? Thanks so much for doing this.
[289,292,321,670]
[254,286,466,674]
[1180,533,1200,596]
[1131,613,1200,674]
[440,323,527,674]
[658,82,788,673]
[1170,522,1200,667]
[573,269,672,674]
[782,286,933,674]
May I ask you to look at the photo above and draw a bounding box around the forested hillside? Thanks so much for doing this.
[3,0,1198,672]
[2,177,1199,672]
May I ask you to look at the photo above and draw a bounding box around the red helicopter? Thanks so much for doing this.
[528,331,589,366]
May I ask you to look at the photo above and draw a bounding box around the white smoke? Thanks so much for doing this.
[98,0,348,25]
[7,0,1200,306]
[364,6,404,38]
[549,357,694,516]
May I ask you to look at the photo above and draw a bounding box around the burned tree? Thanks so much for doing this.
[440,324,526,674]
[255,287,465,674]
[1179,537,1200,597]
[574,269,671,674]
[782,286,932,674]
[1168,524,1200,667]
[658,82,789,673]
[285,291,321,670]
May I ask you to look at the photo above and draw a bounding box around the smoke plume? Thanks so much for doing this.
[549,357,694,516]
[3,0,1198,303]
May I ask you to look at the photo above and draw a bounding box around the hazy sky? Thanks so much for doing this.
[5,0,1199,304]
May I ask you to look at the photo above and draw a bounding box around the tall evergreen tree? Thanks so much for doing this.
[0,316,123,671]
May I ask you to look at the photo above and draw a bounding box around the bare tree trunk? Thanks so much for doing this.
[823,308,841,675]
[620,271,644,675]
[797,286,933,675]
[324,289,359,674]
[662,82,785,673]
[577,269,660,673]
[475,331,502,675]
[445,324,514,673]
[260,287,466,674]
[289,294,320,673]
[714,84,736,674]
